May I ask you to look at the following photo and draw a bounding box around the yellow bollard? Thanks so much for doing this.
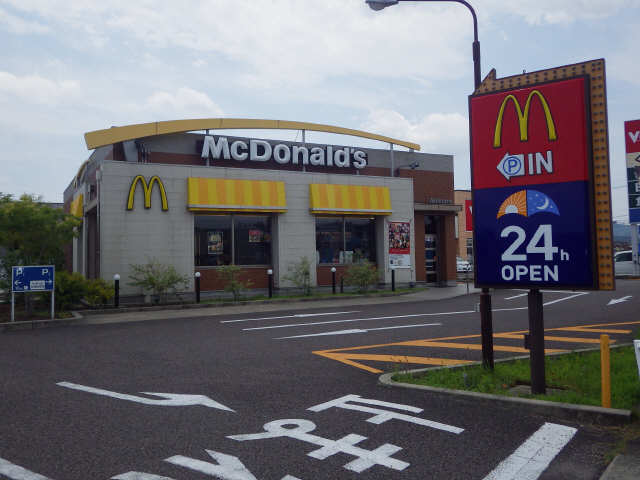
[600,334,611,408]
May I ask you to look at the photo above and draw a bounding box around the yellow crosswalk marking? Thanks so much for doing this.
[494,333,614,344]
[403,340,566,354]
[312,320,640,373]
[313,351,473,374]
[554,327,631,334]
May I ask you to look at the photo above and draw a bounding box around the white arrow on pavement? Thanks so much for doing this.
[607,296,632,306]
[276,322,442,340]
[57,382,234,412]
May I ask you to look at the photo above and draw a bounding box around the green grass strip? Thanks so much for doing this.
[394,346,640,410]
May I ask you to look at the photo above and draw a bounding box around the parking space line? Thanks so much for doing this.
[482,422,577,480]
[0,457,52,480]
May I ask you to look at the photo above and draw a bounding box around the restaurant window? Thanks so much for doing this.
[316,216,376,264]
[195,215,272,266]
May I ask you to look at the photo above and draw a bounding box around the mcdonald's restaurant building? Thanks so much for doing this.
[64,119,461,296]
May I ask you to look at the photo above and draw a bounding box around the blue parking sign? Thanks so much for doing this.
[11,265,55,292]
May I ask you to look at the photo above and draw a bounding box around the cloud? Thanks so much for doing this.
[0,0,472,89]
[143,87,224,118]
[0,71,79,105]
[362,109,468,154]
[0,6,49,34]
[483,0,636,25]
[361,109,471,189]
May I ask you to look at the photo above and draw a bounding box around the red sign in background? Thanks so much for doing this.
[625,119,640,154]
[471,77,589,190]
[465,199,473,231]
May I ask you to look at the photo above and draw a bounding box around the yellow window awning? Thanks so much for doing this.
[187,177,287,213]
[309,184,391,215]
[70,194,83,218]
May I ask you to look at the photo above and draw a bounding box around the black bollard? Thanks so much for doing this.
[195,272,201,303]
[391,269,396,292]
[331,267,336,294]
[114,274,120,308]
[268,269,273,298]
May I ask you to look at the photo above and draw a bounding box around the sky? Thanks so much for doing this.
[1,0,639,223]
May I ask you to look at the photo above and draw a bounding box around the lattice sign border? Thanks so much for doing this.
[474,59,614,290]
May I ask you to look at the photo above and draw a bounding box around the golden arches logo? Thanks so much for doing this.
[127,175,168,211]
[493,90,557,148]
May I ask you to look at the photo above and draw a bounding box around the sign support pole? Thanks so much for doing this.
[528,289,546,395]
[11,292,15,322]
[632,224,639,275]
[51,291,55,320]
[480,289,494,369]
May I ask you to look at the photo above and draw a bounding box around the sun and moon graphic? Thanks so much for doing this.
[497,190,560,219]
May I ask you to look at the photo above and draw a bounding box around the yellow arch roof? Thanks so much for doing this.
[84,118,420,151]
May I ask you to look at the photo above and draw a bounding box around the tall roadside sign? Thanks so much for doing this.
[470,59,614,291]
[625,119,640,224]
[625,119,640,269]
[469,59,614,394]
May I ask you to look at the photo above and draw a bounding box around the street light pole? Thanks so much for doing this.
[366,0,493,369]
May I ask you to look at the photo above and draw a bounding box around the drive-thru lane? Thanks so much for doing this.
[0,280,638,479]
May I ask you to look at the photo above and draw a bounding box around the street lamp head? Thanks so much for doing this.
[365,0,399,11]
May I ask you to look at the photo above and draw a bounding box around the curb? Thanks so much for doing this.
[599,453,640,479]
[379,365,633,426]
[72,289,421,318]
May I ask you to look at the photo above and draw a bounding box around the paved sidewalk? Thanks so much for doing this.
[76,283,480,326]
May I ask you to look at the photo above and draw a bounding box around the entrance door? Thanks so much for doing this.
[424,215,442,284]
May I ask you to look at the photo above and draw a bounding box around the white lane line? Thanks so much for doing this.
[243,292,587,332]
[221,311,359,324]
[482,422,577,480]
[492,292,589,313]
[541,292,588,306]
[504,293,528,300]
[243,311,475,331]
[0,457,52,480]
[276,322,442,339]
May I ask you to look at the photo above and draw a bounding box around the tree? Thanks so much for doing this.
[128,258,189,304]
[0,194,81,308]
[283,256,312,296]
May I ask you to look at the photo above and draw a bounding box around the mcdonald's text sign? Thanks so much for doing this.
[470,63,611,290]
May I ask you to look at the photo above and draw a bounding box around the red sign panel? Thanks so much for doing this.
[471,77,589,190]
[625,119,640,154]
[465,199,473,231]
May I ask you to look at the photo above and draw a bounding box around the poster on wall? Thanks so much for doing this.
[389,222,411,268]
[249,229,263,243]
[207,231,223,255]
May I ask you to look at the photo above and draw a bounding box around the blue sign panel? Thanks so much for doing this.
[11,265,55,292]
[474,182,594,288]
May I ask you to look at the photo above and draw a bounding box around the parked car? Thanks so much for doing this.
[456,256,472,273]
[614,250,637,275]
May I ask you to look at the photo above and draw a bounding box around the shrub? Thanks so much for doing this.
[216,265,252,301]
[55,271,88,311]
[128,258,189,304]
[85,278,115,306]
[283,256,312,296]
[344,260,378,293]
